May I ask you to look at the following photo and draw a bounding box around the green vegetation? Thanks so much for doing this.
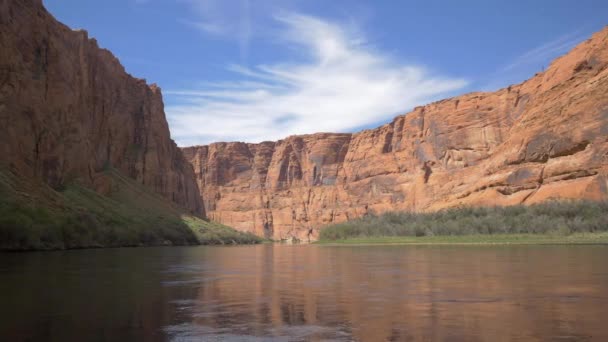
[0,168,261,251]
[183,216,263,245]
[317,233,608,245]
[318,201,608,244]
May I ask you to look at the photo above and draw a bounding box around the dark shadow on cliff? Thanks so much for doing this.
[0,168,260,251]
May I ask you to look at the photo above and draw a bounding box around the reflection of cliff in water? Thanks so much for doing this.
[2,245,608,341]
[0,248,186,342]
[182,245,608,341]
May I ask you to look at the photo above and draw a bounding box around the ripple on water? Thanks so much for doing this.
[164,323,351,342]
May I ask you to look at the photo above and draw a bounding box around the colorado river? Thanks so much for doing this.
[2,244,607,341]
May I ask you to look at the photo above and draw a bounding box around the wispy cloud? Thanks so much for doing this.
[500,30,587,72]
[179,19,224,35]
[481,30,588,90]
[167,13,467,146]
[179,0,255,62]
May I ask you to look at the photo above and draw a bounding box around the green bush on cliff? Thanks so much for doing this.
[0,169,261,251]
[318,200,608,241]
[0,202,199,250]
[183,216,262,245]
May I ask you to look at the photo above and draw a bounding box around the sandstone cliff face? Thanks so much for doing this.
[183,27,608,241]
[0,0,203,215]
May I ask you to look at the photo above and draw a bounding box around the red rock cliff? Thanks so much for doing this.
[0,0,203,215]
[183,27,608,240]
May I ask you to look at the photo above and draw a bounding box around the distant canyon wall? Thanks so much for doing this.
[0,0,203,215]
[183,27,608,240]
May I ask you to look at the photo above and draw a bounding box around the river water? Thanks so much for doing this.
[1,244,607,341]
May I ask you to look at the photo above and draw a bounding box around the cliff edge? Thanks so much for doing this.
[0,0,206,249]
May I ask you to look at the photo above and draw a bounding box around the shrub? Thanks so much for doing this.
[319,200,608,241]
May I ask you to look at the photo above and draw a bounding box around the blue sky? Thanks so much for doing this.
[44,0,607,146]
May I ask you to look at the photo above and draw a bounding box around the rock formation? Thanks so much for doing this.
[183,26,608,241]
[0,0,203,215]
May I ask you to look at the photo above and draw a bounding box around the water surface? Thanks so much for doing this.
[1,245,607,341]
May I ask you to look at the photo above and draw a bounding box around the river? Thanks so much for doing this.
[1,244,607,341]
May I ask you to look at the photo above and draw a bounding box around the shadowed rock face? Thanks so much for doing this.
[183,26,608,241]
[0,0,203,215]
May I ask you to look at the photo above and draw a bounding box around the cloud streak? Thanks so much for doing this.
[500,30,588,72]
[167,12,467,146]
[481,29,588,90]
[179,0,255,62]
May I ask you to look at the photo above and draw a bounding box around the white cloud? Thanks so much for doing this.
[167,12,467,146]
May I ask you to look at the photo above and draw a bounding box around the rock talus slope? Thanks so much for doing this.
[183,27,608,241]
[0,0,203,215]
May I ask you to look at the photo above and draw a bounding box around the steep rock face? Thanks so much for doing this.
[183,27,608,241]
[0,0,203,215]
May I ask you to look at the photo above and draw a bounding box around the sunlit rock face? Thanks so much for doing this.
[0,0,203,215]
[183,26,608,241]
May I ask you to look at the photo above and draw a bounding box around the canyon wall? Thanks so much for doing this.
[0,0,203,215]
[183,27,608,241]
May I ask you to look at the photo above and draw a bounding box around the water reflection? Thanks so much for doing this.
[0,248,181,341]
[1,245,607,341]
[165,245,608,341]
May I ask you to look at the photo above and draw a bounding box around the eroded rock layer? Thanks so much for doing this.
[0,0,203,215]
[183,27,608,241]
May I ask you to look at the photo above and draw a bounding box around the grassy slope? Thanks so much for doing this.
[317,201,608,245]
[0,168,261,251]
[183,216,262,245]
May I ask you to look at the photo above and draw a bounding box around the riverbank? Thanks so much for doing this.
[316,232,608,245]
[317,201,608,245]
